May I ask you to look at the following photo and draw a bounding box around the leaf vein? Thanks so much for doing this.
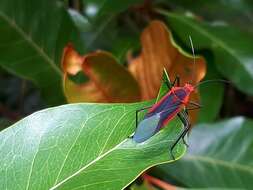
[0,11,61,75]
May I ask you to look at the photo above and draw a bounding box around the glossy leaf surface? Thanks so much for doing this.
[0,101,185,190]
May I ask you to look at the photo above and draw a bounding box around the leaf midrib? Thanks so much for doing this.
[50,107,133,189]
[185,155,253,174]
[0,11,61,75]
[52,107,116,185]
[50,139,128,190]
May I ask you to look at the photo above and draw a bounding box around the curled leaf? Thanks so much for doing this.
[128,20,206,122]
[62,44,141,103]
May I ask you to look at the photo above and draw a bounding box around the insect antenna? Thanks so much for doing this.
[188,36,231,88]
[194,79,231,88]
[189,35,196,85]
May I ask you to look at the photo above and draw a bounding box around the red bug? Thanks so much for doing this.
[133,74,200,159]
[132,36,228,159]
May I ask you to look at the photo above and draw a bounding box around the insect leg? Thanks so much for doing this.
[162,74,180,89]
[186,101,203,113]
[181,111,191,146]
[172,75,180,87]
[177,112,190,146]
[187,103,203,110]
[135,106,152,129]
[129,106,153,139]
[170,111,190,160]
[189,101,202,108]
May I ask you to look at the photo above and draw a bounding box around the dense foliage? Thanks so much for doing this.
[0,0,253,189]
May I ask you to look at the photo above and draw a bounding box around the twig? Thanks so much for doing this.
[142,173,176,190]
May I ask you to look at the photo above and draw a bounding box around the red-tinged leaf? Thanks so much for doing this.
[62,45,141,103]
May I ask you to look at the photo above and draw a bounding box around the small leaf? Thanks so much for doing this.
[128,20,206,123]
[156,117,253,188]
[62,45,141,103]
[0,102,185,190]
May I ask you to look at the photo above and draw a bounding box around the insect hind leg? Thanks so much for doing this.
[170,111,190,160]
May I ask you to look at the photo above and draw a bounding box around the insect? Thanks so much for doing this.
[132,36,228,159]
[132,71,200,159]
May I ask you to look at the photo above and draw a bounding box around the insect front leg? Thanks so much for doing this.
[129,106,153,139]
[186,102,203,110]
[170,111,191,160]
[171,75,180,87]
[162,73,179,89]
[135,106,152,129]
[189,101,203,108]
[163,74,180,89]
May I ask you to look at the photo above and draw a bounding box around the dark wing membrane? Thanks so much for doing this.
[146,92,181,118]
[159,106,179,125]
[133,104,180,143]
[133,114,160,143]
[174,89,187,101]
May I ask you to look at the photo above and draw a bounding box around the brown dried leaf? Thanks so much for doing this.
[128,20,206,123]
[62,44,141,103]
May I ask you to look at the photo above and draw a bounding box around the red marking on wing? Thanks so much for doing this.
[173,86,191,105]
[149,85,193,131]
[149,86,189,114]
[172,95,178,104]
[161,107,181,129]
[148,89,174,113]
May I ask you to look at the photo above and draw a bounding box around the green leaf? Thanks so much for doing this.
[62,48,141,103]
[156,117,253,188]
[0,102,185,190]
[198,52,224,123]
[68,9,90,33]
[166,0,253,34]
[0,0,85,105]
[162,12,253,95]
[73,0,141,61]
[84,0,144,17]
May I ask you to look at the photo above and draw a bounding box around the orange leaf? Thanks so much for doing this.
[62,44,141,103]
[128,20,206,123]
